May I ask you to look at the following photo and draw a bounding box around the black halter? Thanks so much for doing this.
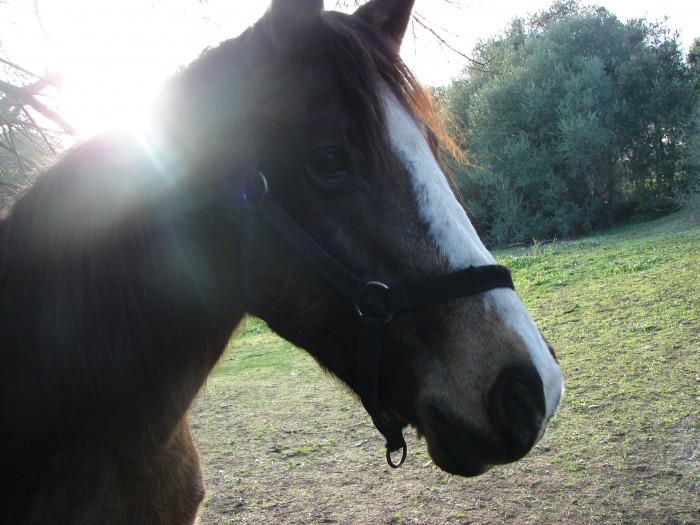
[241,172,514,467]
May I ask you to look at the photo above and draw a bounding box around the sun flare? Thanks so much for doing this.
[3,0,695,140]
[35,0,267,138]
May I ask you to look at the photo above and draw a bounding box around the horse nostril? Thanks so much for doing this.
[488,365,546,459]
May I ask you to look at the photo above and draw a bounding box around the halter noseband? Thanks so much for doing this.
[242,172,514,467]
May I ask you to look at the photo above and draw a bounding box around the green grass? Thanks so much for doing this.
[213,317,317,380]
[204,212,700,523]
[499,219,699,430]
[494,214,700,518]
[221,215,699,401]
[216,213,700,445]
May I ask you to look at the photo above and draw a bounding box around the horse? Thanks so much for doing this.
[0,0,563,523]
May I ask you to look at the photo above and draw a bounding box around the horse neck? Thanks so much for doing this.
[0,133,247,453]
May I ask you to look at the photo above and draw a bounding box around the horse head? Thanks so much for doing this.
[171,0,563,476]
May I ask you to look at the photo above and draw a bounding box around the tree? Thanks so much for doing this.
[0,2,75,212]
[684,41,700,201]
[439,1,698,244]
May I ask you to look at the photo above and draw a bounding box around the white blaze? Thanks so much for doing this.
[383,90,563,420]
[383,92,494,269]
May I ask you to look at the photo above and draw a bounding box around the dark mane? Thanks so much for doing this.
[0,133,229,428]
[322,11,460,164]
[159,10,458,182]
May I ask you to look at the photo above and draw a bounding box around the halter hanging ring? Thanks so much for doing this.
[386,441,408,468]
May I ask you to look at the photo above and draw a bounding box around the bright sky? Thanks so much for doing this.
[2,0,698,137]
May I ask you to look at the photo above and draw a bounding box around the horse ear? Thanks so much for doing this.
[268,0,324,46]
[354,0,416,49]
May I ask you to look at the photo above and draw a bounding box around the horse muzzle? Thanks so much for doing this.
[418,363,548,477]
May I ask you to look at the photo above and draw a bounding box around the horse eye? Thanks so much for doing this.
[306,147,353,183]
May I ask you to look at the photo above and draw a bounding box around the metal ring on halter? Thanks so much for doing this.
[353,281,393,323]
[242,172,269,203]
[256,172,269,194]
[386,441,408,468]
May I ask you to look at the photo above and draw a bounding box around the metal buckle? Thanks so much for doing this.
[242,171,269,203]
[354,281,393,323]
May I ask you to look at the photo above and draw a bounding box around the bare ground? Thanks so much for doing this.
[190,220,700,524]
[189,365,699,525]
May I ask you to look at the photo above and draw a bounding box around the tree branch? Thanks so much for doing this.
[0,57,42,79]
[1,123,27,175]
[0,178,21,191]
[0,78,76,135]
[19,106,58,154]
[411,12,487,67]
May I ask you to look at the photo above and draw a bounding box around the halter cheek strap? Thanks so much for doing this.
[242,172,514,467]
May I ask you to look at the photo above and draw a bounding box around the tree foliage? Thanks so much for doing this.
[439,1,699,244]
[0,2,74,212]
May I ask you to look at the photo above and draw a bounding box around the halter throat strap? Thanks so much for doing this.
[243,173,514,467]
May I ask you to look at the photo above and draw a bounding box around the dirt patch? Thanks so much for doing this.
[189,368,699,525]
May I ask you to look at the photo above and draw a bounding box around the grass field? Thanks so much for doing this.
[190,211,700,524]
